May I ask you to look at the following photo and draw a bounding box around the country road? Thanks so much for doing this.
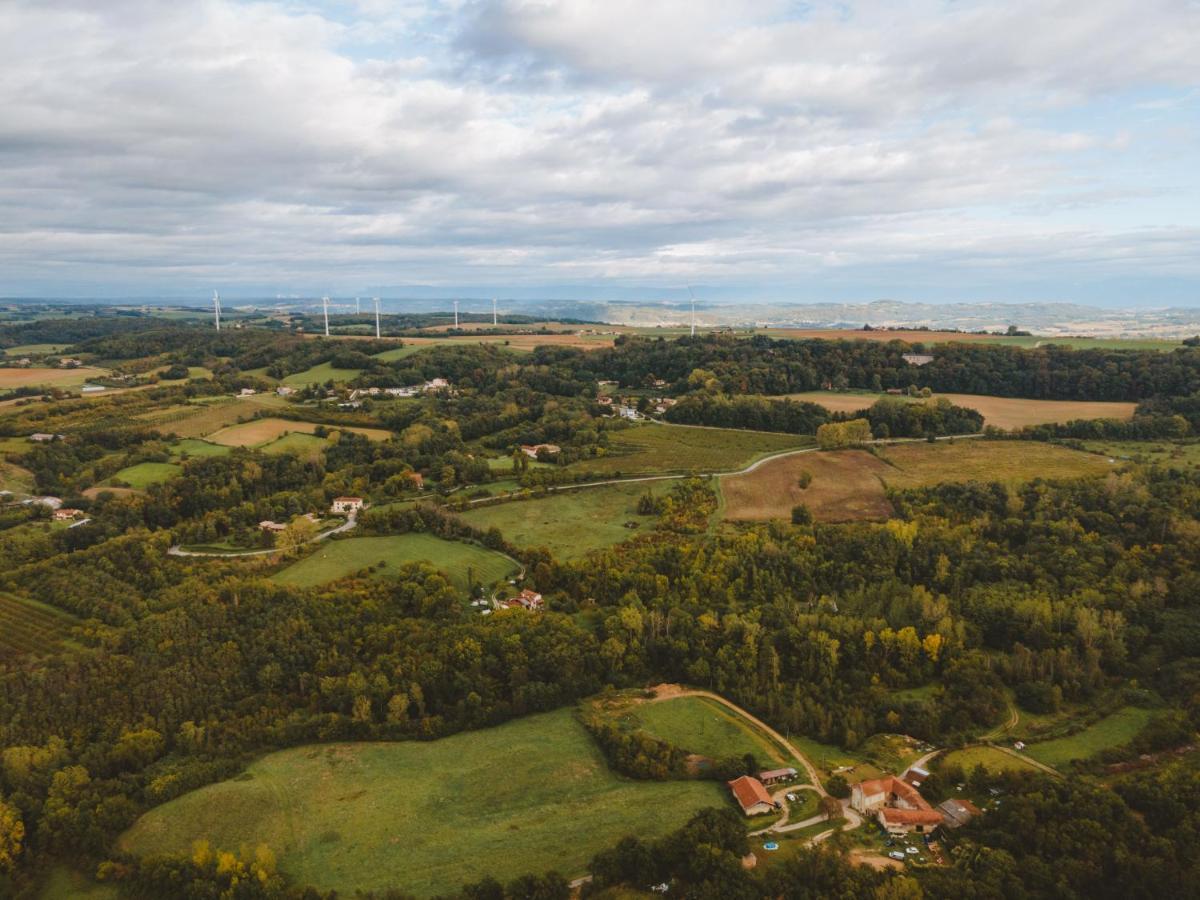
[167,511,358,558]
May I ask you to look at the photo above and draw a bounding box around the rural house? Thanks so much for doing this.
[53,508,84,521]
[851,776,942,836]
[520,443,560,459]
[901,353,934,366]
[29,432,64,442]
[258,520,288,532]
[499,589,544,611]
[330,496,364,514]
[758,767,798,786]
[727,775,775,816]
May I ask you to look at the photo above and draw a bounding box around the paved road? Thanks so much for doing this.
[168,511,358,558]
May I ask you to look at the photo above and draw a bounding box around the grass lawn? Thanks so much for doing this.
[170,438,231,460]
[938,745,1040,775]
[118,707,725,896]
[259,432,330,460]
[630,697,789,768]
[271,534,518,594]
[108,461,182,489]
[577,424,812,477]
[458,481,672,560]
[281,361,364,386]
[1023,707,1154,769]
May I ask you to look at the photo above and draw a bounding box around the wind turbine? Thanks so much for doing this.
[686,284,697,337]
[453,300,459,329]
[355,296,361,315]
[373,297,381,339]
[492,298,498,326]
[212,290,222,331]
[322,296,330,336]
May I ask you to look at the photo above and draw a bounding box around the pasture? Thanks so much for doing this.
[784,390,1137,430]
[938,745,1041,775]
[108,462,182,489]
[118,707,724,896]
[0,592,77,660]
[629,696,789,769]
[0,365,108,391]
[876,440,1115,489]
[271,534,517,594]
[1023,707,1154,769]
[280,361,365,386]
[259,432,330,460]
[206,417,391,447]
[1081,439,1200,469]
[169,438,231,459]
[579,423,811,477]
[0,459,35,494]
[158,395,289,438]
[2,343,70,356]
[458,481,673,560]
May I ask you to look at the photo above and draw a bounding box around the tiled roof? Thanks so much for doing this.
[727,775,773,811]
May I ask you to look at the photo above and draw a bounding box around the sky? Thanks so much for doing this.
[0,0,1198,306]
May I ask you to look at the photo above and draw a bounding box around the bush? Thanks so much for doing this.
[791,504,812,525]
[825,774,850,798]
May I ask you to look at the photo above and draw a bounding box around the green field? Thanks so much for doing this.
[0,592,77,659]
[458,481,672,560]
[271,534,518,594]
[374,344,434,361]
[1023,707,1154,769]
[259,432,330,459]
[118,707,725,896]
[630,697,789,769]
[109,461,182,489]
[938,745,1041,775]
[37,866,119,900]
[2,343,70,356]
[0,459,35,494]
[281,361,364,386]
[1080,439,1200,469]
[169,438,231,459]
[578,424,811,476]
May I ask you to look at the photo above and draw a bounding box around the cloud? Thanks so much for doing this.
[0,0,1196,301]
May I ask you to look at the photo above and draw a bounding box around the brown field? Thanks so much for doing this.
[401,333,614,351]
[785,391,1137,430]
[0,366,108,388]
[759,328,1003,344]
[206,417,391,446]
[82,485,141,500]
[722,440,1115,522]
[156,396,290,438]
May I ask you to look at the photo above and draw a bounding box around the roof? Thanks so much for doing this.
[880,807,943,826]
[333,496,362,502]
[759,768,798,780]
[936,798,981,828]
[857,776,943,826]
[727,776,773,812]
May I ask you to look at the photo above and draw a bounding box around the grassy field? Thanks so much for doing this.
[784,391,1137,430]
[722,449,891,522]
[170,438,231,459]
[271,534,518,594]
[0,459,35,494]
[0,365,108,391]
[118,707,725,896]
[281,361,365,386]
[159,396,289,438]
[938,745,1041,775]
[458,481,672,560]
[577,424,811,477]
[630,696,789,768]
[1023,707,1154,769]
[722,440,1112,522]
[1081,439,1200,469]
[2,343,71,356]
[37,866,119,900]
[109,461,182,489]
[0,592,77,660]
[206,417,391,447]
[259,432,331,460]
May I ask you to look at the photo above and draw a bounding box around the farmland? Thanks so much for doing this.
[118,707,724,896]
[784,390,1137,430]
[721,440,1113,522]
[258,432,329,459]
[153,395,289,438]
[458,480,674,560]
[0,365,108,391]
[169,438,231,459]
[271,534,517,594]
[280,361,366,386]
[206,417,391,447]
[577,423,811,477]
[1023,707,1155,769]
[938,745,1041,775]
[1080,439,1200,469]
[628,696,789,768]
[0,459,35,494]
[108,461,182,489]
[0,592,77,660]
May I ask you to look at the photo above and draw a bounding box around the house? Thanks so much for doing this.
[617,405,640,420]
[422,378,450,393]
[406,472,424,490]
[936,798,981,830]
[901,353,934,366]
[258,520,288,532]
[29,433,64,442]
[758,767,798,786]
[851,776,943,836]
[520,443,561,459]
[596,395,614,406]
[727,775,775,816]
[330,496,364,514]
[53,508,84,521]
[386,386,419,398]
[499,589,544,611]
[239,387,257,396]
[59,358,82,368]
[276,386,296,397]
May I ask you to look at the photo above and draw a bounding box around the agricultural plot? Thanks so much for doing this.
[628,696,789,768]
[1023,707,1154,769]
[0,459,35,494]
[578,424,811,477]
[258,432,329,460]
[206,417,390,447]
[0,365,108,391]
[0,592,77,660]
[784,390,1137,430]
[458,481,673,560]
[169,439,231,460]
[938,745,1041,775]
[107,462,182,489]
[2,343,70,356]
[160,396,287,438]
[271,534,517,594]
[280,361,364,386]
[876,440,1115,489]
[1080,439,1200,469]
[118,707,724,896]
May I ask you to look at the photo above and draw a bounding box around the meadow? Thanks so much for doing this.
[169,438,231,460]
[0,459,35,494]
[458,481,673,560]
[937,745,1041,775]
[118,707,725,896]
[578,424,811,477]
[0,365,108,391]
[206,417,391,447]
[1022,707,1154,769]
[1080,439,1200,469]
[876,440,1115,488]
[280,361,366,386]
[783,390,1137,430]
[628,696,790,769]
[0,592,77,660]
[108,461,182,489]
[271,534,517,594]
[157,395,289,438]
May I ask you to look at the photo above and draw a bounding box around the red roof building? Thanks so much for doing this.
[851,776,943,835]
[727,775,775,816]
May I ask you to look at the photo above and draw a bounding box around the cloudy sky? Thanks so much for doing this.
[1,0,1198,305]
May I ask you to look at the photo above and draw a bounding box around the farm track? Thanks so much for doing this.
[167,511,358,558]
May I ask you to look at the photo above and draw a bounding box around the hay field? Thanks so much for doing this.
[578,424,811,477]
[206,417,390,447]
[722,449,893,522]
[118,707,723,896]
[876,440,1115,488]
[0,366,108,390]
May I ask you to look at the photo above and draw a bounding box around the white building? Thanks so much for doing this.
[330,496,364,514]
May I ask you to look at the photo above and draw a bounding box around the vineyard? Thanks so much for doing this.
[0,592,77,659]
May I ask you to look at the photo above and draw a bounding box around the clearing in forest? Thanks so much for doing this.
[117,707,723,897]
[270,534,517,594]
[623,695,790,769]
[784,391,1137,430]
[1022,707,1154,769]
[577,423,811,477]
[280,361,365,386]
[107,461,182,489]
[0,592,77,660]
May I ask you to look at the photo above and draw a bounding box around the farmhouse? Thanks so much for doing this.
[758,767,798,786]
[617,405,640,420]
[936,798,982,829]
[239,388,257,396]
[520,443,561,459]
[58,357,82,368]
[276,386,296,397]
[259,520,288,532]
[53,508,84,521]
[727,775,775,816]
[330,496,364,514]
[422,378,451,393]
[851,776,942,836]
[901,353,934,366]
[499,589,544,611]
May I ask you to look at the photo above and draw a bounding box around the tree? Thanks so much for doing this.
[791,504,812,525]
[278,516,317,555]
[0,795,23,873]
[825,774,850,798]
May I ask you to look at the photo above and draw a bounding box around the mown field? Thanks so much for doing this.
[458,481,673,560]
[577,424,811,477]
[271,534,517,594]
[108,461,182,489]
[280,361,366,386]
[722,440,1114,522]
[0,592,77,660]
[118,707,725,896]
[938,745,1041,775]
[0,365,108,390]
[206,417,391,447]
[629,696,789,768]
[169,438,231,460]
[784,390,1137,430]
[1023,707,1154,769]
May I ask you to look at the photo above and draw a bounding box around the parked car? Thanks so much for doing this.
[889,851,906,861]
[906,846,919,855]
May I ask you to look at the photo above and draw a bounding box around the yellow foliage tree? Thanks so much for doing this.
[0,795,23,873]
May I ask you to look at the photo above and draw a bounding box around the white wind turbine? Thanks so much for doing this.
[492,298,498,326]
[373,297,381,339]
[212,290,222,331]
[686,284,697,337]
[322,296,330,336]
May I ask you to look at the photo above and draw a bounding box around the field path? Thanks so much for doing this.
[168,511,358,558]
